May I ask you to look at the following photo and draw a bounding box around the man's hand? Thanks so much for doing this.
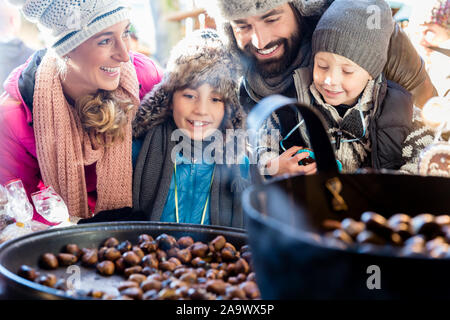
[266,146,317,176]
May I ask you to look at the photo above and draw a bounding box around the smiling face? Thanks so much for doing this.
[313,52,372,106]
[62,20,132,100]
[172,84,225,141]
[230,3,300,77]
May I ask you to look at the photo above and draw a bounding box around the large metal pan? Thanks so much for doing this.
[0,222,247,300]
[243,95,450,299]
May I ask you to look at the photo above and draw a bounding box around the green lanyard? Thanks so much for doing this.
[173,162,216,225]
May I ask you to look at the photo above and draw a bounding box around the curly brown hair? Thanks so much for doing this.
[55,51,135,146]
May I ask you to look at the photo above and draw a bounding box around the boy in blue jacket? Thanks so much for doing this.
[132,29,249,228]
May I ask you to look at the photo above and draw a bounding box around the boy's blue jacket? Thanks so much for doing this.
[160,154,215,225]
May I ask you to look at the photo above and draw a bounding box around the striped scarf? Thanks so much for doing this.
[309,80,376,172]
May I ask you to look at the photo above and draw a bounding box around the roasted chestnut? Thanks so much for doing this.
[97,260,115,276]
[122,251,141,267]
[177,236,194,249]
[128,273,147,284]
[104,247,121,261]
[18,265,39,281]
[141,279,163,292]
[239,281,260,299]
[209,235,226,252]
[81,249,98,267]
[117,240,132,253]
[176,248,192,264]
[39,253,59,270]
[190,242,209,258]
[118,280,139,292]
[139,241,157,253]
[138,234,153,244]
[63,244,81,257]
[141,254,159,269]
[57,253,77,266]
[115,257,126,274]
[156,234,177,251]
[206,279,227,295]
[36,274,57,288]
[103,237,119,248]
[341,218,365,238]
[124,266,143,277]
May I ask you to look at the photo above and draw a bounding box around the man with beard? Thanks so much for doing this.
[206,0,438,176]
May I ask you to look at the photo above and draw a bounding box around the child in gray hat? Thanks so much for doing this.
[300,0,417,172]
[257,0,429,176]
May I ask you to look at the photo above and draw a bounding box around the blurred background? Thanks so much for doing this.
[6,0,217,66]
[1,0,449,95]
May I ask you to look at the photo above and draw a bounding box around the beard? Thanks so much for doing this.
[242,30,302,78]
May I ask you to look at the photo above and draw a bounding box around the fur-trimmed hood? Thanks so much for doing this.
[133,29,245,139]
[205,0,330,21]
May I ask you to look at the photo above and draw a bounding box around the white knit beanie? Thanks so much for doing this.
[8,0,131,56]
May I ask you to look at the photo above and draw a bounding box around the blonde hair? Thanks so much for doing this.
[54,51,134,146]
[76,90,134,146]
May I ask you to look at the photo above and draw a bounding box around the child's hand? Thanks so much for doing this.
[266,146,317,176]
[420,23,450,55]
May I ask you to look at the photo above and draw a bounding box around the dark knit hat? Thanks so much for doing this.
[133,29,244,139]
[312,0,394,78]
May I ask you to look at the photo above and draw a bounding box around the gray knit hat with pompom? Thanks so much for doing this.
[312,0,394,78]
[8,0,131,56]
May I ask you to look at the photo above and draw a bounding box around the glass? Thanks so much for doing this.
[0,185,8,212]
[4,179,33,222]
[31,186,69,225]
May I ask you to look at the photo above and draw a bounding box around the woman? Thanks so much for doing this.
[0,0,163,221]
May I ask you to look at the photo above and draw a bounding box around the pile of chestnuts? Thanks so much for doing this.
[322,212,450,258]
[17,233,260,300]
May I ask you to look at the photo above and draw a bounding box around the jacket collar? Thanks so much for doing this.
[2,49,46,126]
[18,49,47,125]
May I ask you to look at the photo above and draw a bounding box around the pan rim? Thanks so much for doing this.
[0,221,248,300]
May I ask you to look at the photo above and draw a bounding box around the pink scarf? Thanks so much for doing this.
[33,53,140,218]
